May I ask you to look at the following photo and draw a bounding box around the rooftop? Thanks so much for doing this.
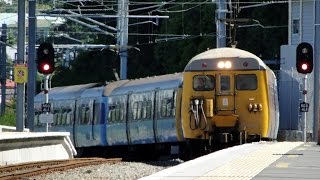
[0,13,65,28]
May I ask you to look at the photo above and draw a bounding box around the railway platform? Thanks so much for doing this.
[0,125,77,166]
[142,141,320,180]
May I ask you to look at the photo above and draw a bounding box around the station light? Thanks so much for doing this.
[37,42,55,75]
[296,42,313,74]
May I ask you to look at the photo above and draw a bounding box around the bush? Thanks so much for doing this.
[0,103,16,126]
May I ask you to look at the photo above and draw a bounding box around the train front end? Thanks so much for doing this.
[181,48,279,149]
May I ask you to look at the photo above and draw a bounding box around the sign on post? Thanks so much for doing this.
[39,113,54,123]
[41,103,51,112]
[14,64,28,83]
[300,102,309,112]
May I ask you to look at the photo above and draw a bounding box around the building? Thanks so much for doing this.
[279,1,320,141]
[0,79,15,103]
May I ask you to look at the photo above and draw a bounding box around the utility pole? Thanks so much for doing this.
[315,1,320,144]
[216,0,227,48]
[40,1,168,80]
[16,0,26,131]
[0,24,7,115]
[117,0,129,80]
[27,0,36,131]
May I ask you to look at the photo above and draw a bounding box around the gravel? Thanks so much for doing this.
[29,159,184,180]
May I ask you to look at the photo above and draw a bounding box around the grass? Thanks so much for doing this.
[0,102,16,126]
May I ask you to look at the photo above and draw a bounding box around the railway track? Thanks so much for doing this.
[0,158,122,180]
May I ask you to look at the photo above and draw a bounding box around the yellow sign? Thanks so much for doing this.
[14,64,28,83]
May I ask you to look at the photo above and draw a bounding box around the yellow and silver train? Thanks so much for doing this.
[34,47,279,159]
[181,47,279,147]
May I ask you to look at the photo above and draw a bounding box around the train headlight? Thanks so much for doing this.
[194,99,199,105]
[217,61,225,68]
[253,104,258,112]
[225,61,232,69]
[217,61,232,69]
[258,103,263,111]
[248,103,253,111]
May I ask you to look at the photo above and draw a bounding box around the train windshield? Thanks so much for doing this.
[236,74,257,90]
[193,75,215,91]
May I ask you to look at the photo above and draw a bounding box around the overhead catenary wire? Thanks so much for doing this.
[0,0,289,46]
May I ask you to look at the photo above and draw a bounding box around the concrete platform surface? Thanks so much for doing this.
[141,141,320,180]
[0,131,77,166]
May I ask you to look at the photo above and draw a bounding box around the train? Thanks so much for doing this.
[34,47,279,159]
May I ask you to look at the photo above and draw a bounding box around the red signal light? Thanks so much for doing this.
[42,63,51,71]
[296,42,313,74]
[37,43,55,75]
[301,63,308,71]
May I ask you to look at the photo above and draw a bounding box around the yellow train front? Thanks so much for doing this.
[181,47,279,149]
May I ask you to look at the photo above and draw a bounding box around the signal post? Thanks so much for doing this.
[296,42,313,143]
[37,42,55,132]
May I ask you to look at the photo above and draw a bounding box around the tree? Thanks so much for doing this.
[236,2,288,60]
[51,49,118,87]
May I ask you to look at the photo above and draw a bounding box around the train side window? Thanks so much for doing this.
[66,109,72,125]
[161,99,167,117]
[193,75,215,91]
[62,109,67,125]
[115,104,121,122]
[146,100,152,119]
[93,103,100,124]
[119,103,124,121]
[111,105,115,122]
[137,101,143,120]
[172,91,177,116]
[236,74,257,90]
[53,109,59,125]
[108,103,124,123]
[161,98,173,118]
[167,99,172,117]
[80,105,88,124]
[133,102,138,120]
[34,111,40,126]
[141,101,147,119]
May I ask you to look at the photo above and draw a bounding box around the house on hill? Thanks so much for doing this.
[0,79,15,104]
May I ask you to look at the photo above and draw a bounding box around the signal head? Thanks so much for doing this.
[296,42,313,74]
[37,43,55,75]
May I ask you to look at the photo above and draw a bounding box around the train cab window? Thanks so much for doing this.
[236,74,257,90]
[220,76,230,91]
[193,75,214,91]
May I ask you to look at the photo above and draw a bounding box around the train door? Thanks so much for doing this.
[74,99,96,147]
[154,89,178,143]
[127,92,155,145]
[215,74,236,115]
[106,95,128,146]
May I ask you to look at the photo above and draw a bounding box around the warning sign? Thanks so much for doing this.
[14,64,28,83]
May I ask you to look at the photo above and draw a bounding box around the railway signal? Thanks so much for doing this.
[296,42,313,74]
[37,42,55,74]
